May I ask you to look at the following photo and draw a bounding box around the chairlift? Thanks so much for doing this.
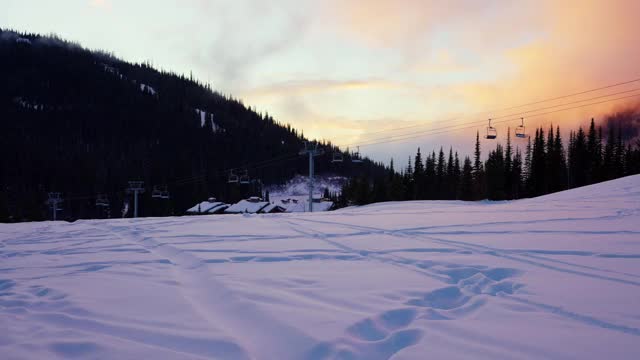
[332,152,344,163]
[515,117,527,138]
[228,170,239,184]
[96,194,110,207]
[151,185,163,199]
[160,186,170,200]
[485,119,497,140]
[352,146,363,163]
[239,170,250,185]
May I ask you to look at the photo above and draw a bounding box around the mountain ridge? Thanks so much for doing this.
[0,29,387,221]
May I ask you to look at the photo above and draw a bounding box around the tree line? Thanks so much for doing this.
[339,118,640,206]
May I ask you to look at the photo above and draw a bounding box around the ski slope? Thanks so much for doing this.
[1,176,640,359]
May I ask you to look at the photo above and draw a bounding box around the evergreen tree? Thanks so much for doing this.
[529,128,547,196]
[552,126,568,192]
[570,127,588,187]
[413,148,425,199]
[485,144,506,200]
[504,128,513,199]
[447,148,455,198]
[614,126,625,178]
[436,147,446,199]
[586,118,601,183]
[460,157,474,201]
[511,148,523,199]
[524,135,533,196]
[453,152,461,200]
[425,151,436,199]
[603,126,616,180]
[473,131,485,199]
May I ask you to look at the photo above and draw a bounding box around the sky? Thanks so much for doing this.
[2,0,640,163]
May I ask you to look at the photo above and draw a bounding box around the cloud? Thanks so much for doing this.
[241,78,415,100]
[89,0,112,10]
[185,0,314,92]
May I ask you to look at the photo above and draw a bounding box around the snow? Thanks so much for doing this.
[12,97,44,111]
[276,197,334,212]
[262,203,286,213]
[224,199,269,214]
[15,37,31,45]
[139,84,157,95]
[1,175,640,359]
[268,175,342,212]
[186,201,228,214]
[268,174,345,198]
[99,63,124,80]
[195,108,221,133]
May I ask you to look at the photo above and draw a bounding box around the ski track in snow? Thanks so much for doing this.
[1,176,640,359]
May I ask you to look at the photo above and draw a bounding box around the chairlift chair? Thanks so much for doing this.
[239,170,250,185]
[485,119,497,140]
[515,117,527,138]
[151,185,163,199]
[96,194,110,207]
[160,186,170,200]
[228,170,239,184]
[332,152,344,163]
[352,146,363,163]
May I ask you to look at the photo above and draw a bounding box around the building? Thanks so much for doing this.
[185,198,229,215]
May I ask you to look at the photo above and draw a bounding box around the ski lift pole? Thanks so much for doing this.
[126,181,145,218]
[309,150,313,212]
[299,142,324,212]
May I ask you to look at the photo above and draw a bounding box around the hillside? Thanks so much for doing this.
[0,30,387,222]
[1,175,639,359]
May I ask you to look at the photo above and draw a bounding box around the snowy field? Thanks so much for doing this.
[1,176,640,359]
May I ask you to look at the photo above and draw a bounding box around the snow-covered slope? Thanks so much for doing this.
[2,175,640,359]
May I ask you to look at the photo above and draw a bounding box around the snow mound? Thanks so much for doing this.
[1,175,640,359]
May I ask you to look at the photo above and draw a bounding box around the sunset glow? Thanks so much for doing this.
[3,0,639,160]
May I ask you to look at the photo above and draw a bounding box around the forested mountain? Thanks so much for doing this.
[0,29,387,222]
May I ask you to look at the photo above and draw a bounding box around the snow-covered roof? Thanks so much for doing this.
[261,204,286,213]
[186,201,227,214]
[225,200,269,214]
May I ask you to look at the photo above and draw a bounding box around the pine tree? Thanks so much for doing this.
[425,151,436,199]
[570,127,588,187]
[453,152,461,200]
[473,131,485,199]
[511,148,523,199]
[603,126,616,180]
[586,118,599,183]
[524,135,533,196]
[460,157,474,201]
[436,147,446,199]
[447,148,455,198]
[553,126,568,192]
[485,144,506,200]
[413,148,425,199]
[505,128,513,199]
[614,126,625,178]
